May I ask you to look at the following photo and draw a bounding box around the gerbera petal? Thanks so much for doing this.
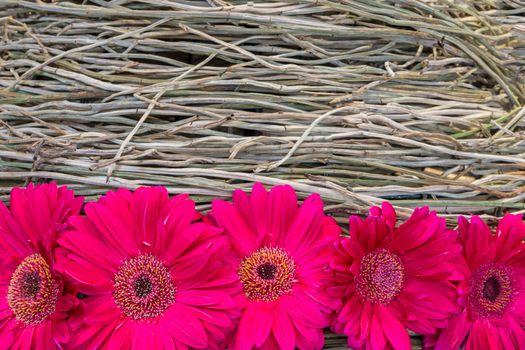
[132,323,161,350]
[493,213,525,263]
[469,321,504,350]
[266,185,298,246]
[232,188,251,219]
[131,186,170,252]
[435,310,472,350]
[390,211,443,252]
[508,317,525,348]
[107,322,134,349]
[253,302,274,347]
[347,215,368,255]
[294,321,325,350]
[34,324,54,350]
[248,182,270,242]
[380,202,397,231]
[57,215,121,269]
[163,223,207,265]
[280,292,326,329]
[13,327,35,350]
[9,183,83,250]
[273,303,295,350]
[161,195,195,254]
[283,193,324,257]
[235,303,257,350]
[378,305,410,350]
[370,311,387,350]
[54,250,113,295]
[163,304,209,348]
[360,302,373,340]
[50,317,69,344]
[461,215,493,268]
[85,199,139,259]
[0,203,33,258]
[0,329,14,348]
[211,199,256,256]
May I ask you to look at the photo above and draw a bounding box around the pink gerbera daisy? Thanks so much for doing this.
[329,203,461,350]
[210,183,341,350]
[0,183,83,349]
[432,214,525,349]
[54,187,239,349]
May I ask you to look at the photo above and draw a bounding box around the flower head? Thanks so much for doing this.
[238,247,296,302]
[330,203,461,350]
[54,187,239,349]
[0,183,82,349]
[432,214,525,350]
[211,183,341,350]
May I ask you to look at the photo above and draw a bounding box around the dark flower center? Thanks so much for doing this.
[21,272,42,298]
[113,254,175,320]
[257,262,277,280]
[470,264,513,319]
[356,249,405,304]
[8,254,59,325]
[133,274,153,298]
[482,277,500,302]
[239,247,296,302]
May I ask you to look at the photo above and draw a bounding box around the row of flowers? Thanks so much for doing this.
[0,182,524,350]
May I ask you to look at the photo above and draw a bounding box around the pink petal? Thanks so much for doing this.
[248,183,269,243]
[266,184,298,246]
[163,305,208,348]
[272,304,295,350]
[377,305,410,350]
[131,187,170,252]
[466,321,503,350]
[280,292,327,328]
[106,322,133,349]
[283,193,324,257]
[370,311,387,350]
[493,213,525,263]
[211,200,255,257]
[234,303,257,350]
[380,202,397,231]
[390,211,443,252]
[253,302,274,347]
[463,216,493,268]
[436,310,472,350]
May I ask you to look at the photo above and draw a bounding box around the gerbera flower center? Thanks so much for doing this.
[469,263,513,319]
[21,272,41,298]
[7,253,59,325]
[134,274,153,298]
[238,247,296,302]
[113,254,175,320]
[356,249,405,304]
[257,262,277,280]
[483,277,500,301]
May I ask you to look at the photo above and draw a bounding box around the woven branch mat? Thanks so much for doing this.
[0,0,524,347]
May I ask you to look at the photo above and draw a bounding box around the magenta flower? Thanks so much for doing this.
[329,203,461,350]
[432,214,525,349]
[54,187,239,349]
[0,183,82,349]
[210,183,341,350]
